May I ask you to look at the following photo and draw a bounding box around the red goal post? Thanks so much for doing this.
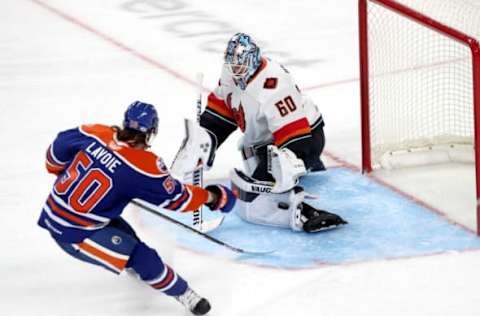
[358,0,480,234]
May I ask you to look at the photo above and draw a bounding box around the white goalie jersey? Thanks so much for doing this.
[194,34,346,233]
[205,58,323,150]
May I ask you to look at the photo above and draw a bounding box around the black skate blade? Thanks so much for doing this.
[307,221,348,233]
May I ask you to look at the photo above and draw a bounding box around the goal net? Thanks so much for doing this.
[359,0,480,234]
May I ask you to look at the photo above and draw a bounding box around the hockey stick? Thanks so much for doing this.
[190,73,225,233]
[131,199,274,255]
[191,72,204,231]
[172,119,225,233]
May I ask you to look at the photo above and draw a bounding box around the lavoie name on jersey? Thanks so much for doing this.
[85,141,122,173]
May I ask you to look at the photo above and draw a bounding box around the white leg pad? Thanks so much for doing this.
[230,169,305,231]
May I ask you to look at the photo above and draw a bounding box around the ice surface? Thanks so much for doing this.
[144,169,480,268]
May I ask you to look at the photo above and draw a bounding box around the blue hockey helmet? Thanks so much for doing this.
[123,101,159,145]
[224,33,261,89]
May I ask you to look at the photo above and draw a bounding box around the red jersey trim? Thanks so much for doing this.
[273,118,312,147]
[206,93,235,121]
[151,266,175,289]
[47,196,96,227]
[165,190,190,211]
[46,145,66,175]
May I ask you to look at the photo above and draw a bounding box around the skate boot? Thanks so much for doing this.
[175,287,211,315]
[301,202,348,233]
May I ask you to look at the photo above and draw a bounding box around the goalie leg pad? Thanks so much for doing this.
[231,169,305,230]
[231,169,347,232]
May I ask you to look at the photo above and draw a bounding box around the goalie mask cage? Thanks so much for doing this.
[358,0,480,234]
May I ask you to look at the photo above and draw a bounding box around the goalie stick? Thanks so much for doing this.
[131,199,274,255]
[192,72,204,230]
[190,73,226,233]
[169,73,225,233]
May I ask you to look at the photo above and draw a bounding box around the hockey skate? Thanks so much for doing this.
[175,287,211,315]
[300,202,347,233]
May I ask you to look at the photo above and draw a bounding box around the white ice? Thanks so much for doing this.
[1,0,480,315]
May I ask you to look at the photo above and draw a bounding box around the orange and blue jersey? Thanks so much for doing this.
[38,124,209,243]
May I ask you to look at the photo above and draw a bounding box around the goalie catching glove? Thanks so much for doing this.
[205,185,236,213]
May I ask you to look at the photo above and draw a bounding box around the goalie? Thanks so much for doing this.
[172,33,347,233]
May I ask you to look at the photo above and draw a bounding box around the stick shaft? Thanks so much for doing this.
[192,72,204,228]
[131,200,247,253]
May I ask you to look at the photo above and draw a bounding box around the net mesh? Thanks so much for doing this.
[366,0,480,167]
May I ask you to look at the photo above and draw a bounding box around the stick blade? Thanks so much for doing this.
[234,247,277,256]
[195,216,225,233]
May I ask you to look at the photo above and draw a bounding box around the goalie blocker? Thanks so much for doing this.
[230,169,347,233]
[170,119,217,178]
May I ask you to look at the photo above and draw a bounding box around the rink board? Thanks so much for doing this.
[140,168,480,268]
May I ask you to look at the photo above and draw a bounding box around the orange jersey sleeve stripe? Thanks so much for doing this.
[181,184,209,212]
[46,146,65,174]
[78,242,128,271]
[166,190,190,210]
[45,161,65,175]
[273,118,312,147]
[46,146,65,166]
[207,93,235,120]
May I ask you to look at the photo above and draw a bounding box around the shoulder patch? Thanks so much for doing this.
[264,78,278,89]
[162,176,176,194]
[156,157,169,173]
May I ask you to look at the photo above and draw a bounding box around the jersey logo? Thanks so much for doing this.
[232,104,246,132]
[156,157,168,173]
[162,176,176,194]
[264,78,278,89]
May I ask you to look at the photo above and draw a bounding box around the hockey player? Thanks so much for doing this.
[172,33,346,233]
[38,101,236,315]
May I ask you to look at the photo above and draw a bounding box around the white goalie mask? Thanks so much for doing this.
[224,33,262,89]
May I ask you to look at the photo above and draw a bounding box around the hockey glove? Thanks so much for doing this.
[170,119,217,177]
[205,185,236,213]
